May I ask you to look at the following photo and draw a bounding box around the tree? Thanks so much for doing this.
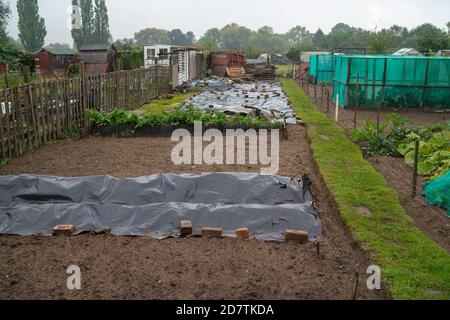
[412,23,448,53]
[93,0,111,44]
[72,0,111,48]
[312,28,326,49]
[113,38,137,49]
[245,26,289,57]
[80,0,94,45]
[17,0,47,52]
[186,31,195,45]
[0,0,11,45]
[388,25,410,48]
[221,23,251,51]
[368,30,394,54]
[169,29,189,45]
[198,28,221,51]
[134,28,170,46]
[286,25,309,47]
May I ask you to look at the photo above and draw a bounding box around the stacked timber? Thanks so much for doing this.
[245,64,276,79]
[210,52,246,77]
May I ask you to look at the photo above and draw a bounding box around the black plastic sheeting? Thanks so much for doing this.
[0,173,323,241]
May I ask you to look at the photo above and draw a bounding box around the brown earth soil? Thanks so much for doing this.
[301,82,449,252]
[0,125,389,300]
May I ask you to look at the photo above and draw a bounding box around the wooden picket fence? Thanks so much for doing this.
[0,66,172,160]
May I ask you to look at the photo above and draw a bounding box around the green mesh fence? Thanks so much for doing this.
[333,55,450,109]
[309,54,334,84]
[424,171,450,216]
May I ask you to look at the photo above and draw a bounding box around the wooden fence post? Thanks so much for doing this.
[80,62,89,127]
[354,73,360,129]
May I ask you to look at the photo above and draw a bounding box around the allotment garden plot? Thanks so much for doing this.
[0,78,389,300]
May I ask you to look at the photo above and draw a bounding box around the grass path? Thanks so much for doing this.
[281,78,450,300]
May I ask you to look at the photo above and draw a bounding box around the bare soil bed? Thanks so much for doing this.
[0,125,389,300]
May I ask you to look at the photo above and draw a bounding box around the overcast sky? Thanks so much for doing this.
[5,0,450,46]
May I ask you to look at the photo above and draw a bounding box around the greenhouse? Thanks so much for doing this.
[333,55,450,109]
[309,54,335,84]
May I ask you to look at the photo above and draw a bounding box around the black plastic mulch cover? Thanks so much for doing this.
[0,173,322,241]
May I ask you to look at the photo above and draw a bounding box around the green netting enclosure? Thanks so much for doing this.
[424,171,450,216]
[309,54,334,84]
[333,55,450,109]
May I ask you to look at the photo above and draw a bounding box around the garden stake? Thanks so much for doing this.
[412,140,420,198]
[326,88,330,113]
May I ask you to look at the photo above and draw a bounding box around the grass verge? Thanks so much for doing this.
[281,78,450,300]
[138,92,198,115]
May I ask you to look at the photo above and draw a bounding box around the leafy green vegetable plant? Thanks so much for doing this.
[398,131,450,179]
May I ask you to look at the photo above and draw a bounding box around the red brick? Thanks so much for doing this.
[180,220,193,237]
[285,230,309,243]
[202,227,223,238]
[235,228,250,240]
[53,225,77,236]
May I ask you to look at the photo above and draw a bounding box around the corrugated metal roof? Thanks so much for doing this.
[40,46,78,56]
[392,48,422,56]
[79,44,114,52]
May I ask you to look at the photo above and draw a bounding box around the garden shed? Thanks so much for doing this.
[79,44,117,75]
[333,55,450,110]
[34,46,79,77]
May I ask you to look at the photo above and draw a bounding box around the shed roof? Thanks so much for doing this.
[38,46,78,56]
[79,44,115,52]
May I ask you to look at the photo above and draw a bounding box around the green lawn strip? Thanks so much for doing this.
[281,78,450,300]
[138,92,197,115]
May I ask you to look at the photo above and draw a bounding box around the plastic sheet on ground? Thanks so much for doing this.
[0,173,323,241]
[186,79,297,124]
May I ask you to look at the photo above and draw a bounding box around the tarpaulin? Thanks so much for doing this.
[0,173,323,241]
[186,79,298,124]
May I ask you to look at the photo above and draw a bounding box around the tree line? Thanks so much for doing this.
[0,0,111,54]
[196,23,450,59]
[0,0,449,64]
[116,22,450,59]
